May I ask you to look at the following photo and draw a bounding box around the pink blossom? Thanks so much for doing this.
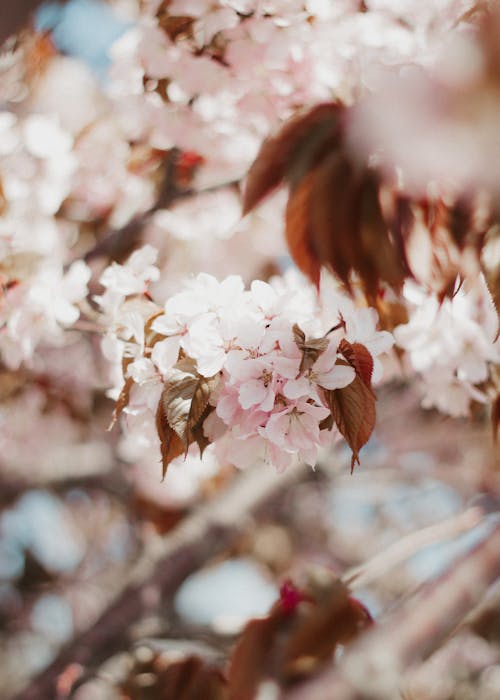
[259,400,329,467]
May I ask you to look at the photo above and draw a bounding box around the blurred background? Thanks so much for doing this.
[1,1,500,699]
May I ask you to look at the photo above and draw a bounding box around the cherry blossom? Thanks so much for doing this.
[100,247,394,472]
[394,277,500,416]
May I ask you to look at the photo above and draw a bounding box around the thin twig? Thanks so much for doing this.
[84,148,240,264]
[344,506,484,590]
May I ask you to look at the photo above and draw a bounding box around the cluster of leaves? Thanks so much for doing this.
[120,572,372,700]
[242,102,489,302]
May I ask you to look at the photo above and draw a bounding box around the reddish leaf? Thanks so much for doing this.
[325,369,376,472]
[191,404,214,457]
[357,174,407,299]
[242,102,341,215]
[292,323,329,376]
[282,577,372,679]
[227,571,372,696]
[483,233,500,336]
[309,152,359,291]
[448,196,473,250]
[285,171,321,286]
[338,339,374,388]
[227,609,290,700]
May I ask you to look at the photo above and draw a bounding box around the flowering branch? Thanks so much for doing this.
[85,149,239,264]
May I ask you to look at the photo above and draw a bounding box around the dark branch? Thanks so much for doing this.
[286,521,500,700]
[13,463,307,700]
[0,0,48,46]
[84,148,240,264]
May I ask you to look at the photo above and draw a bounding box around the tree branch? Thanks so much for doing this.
[0,0,47,46]
[84,149,240,264]
[286,521,500,700]
[13,462,307,700]
[344,506,484,591]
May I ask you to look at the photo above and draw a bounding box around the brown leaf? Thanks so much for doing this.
[0,369,26,402]
[374,296,409,332]
[156,395,185,479]
[191,404,214,457]
[157,13,194,41]
[108,377,134,431]
[122,653,227,700]
[242,102,341,215]
[319,413,334,431]
[448,196,473,250]
[309,152,359,291]
[227,570,372,696]
[292,323,329,376]
[483,227,500,335]
[325,371,376,472]
[282,575,372,680]
[156,358,219,476]
[162,358,220,445]
[227,610,290,700]
[285,171,321,286]
[357,174,407,299]
[338,339,374,388]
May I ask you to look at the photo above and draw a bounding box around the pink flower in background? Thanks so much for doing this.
[394,277,500,415]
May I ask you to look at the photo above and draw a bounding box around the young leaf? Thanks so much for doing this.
[162,357,220,446]
[324,353,376,472]
[285,171,321,287]
[227,610,290,700]
[156,395,185,479]
[328,378,376,472]
[191,404,213,457]
[292,323,329,376]
[309,151,358,291]
[338,339,374,388]
[242,102,341,215]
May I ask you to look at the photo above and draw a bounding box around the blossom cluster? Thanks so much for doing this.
[394,276,500,417]
[0,111,91,368]
[108,0,469,188]
[98,245,393,473]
